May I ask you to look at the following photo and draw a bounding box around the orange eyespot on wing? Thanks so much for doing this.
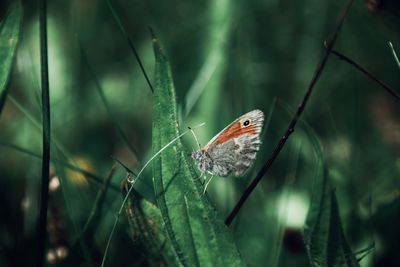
[212,121,258,145]
[195,109,264,177]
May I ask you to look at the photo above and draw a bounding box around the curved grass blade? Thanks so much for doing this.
[81,163,117,236]
[0,0,22,114]
[106,0,154,93]
[355,243,375,262]
[304,128,360,267]
[151,31,244,266]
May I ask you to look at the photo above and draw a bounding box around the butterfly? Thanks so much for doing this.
[191,110,264,190]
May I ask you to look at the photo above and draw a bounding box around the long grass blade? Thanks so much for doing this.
[303,122,360,267]
[0,141,120,191]
[36,0,51,266]
[81,163,117,235]
[106,0,154,93]
[389,42,400,70]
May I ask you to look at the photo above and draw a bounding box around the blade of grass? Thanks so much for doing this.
[36,0,51,266]
[7,95,119,189]
[0,0,22,114]
[225,0,355,226]
[355,243,375,262]
[0,141,120,191]
[389,42,400,70]
[306,188,361,267]
[303,122,360,267]
[151,30,244,266]
[7,95,77,168]
[105,0,154,93]
[123,183,181,266]
[111,156,138,177]
[80,163,117,236]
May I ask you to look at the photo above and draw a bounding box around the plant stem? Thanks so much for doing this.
[331,48,400,99]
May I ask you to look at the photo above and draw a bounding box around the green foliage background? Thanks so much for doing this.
[0,0,399,266]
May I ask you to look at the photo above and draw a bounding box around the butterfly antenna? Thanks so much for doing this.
[188,125,203,150]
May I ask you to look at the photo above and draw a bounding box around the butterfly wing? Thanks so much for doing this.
[205,110,264,177]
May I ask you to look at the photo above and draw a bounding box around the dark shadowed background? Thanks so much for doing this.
[0,0,399,266]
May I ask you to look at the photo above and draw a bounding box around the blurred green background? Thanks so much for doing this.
[0,0,399,266]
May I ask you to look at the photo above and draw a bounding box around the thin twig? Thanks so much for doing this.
[330,49,400,100]
[225,0,355,226]
[37,0,51,265]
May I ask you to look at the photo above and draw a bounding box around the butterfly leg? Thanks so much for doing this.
[197,171,206,185]
[203,174,214,194]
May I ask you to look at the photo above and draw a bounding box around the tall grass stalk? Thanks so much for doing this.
[36,0,51,266]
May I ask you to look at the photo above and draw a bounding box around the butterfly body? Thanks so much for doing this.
[191,110,264,177]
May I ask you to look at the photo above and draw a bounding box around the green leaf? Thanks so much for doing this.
[151,32,244,266]
[125,191,181,266]
[304,132,360,267]
[0,0,22,114]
